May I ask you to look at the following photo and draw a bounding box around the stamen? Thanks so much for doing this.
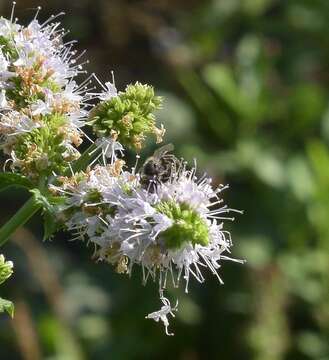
[33,6,42,20]
[41,12,65,28]
[10,2,16,23]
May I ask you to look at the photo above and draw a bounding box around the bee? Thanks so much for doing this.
[140,144,178,191]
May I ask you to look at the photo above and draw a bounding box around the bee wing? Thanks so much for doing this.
[153,144,174,159]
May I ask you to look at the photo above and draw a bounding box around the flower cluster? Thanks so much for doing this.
[52,154,243,334]
[0,6,243,335]
[51,159,138,246]
[0,8,89,179]
[89,81,165,155]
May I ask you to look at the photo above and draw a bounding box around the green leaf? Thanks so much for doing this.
[0,297,14,318]
[0,173,33,193]
[203,64,240,109]
[307,140,329,185]
[30,189,65,240]
[43,211,61,241]
[30,189,53,212]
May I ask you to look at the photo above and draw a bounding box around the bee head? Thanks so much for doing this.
[143,160,159,175]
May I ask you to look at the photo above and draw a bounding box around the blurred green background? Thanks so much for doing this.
[1,0,329,359]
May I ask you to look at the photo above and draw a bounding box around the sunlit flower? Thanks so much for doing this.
[55,154,243,334]
[0,6,91,178]
[102,160,244,292]
[88,81,164,155]
[145,292,178,336]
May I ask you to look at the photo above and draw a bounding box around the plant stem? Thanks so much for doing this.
[0,196,41,247]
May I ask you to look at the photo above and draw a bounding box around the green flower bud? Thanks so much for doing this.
[0,254,13,285]
[0,254,14,318]
[12,113,80,179]
[89,82,165,151]
[156,201,209,250]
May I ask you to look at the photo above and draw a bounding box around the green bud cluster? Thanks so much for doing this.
[89,82,164,151]
[0,254,13,285]
[0,254,14,318]
[6,76,61,110]
[12,114,79,178]
[156,201,210,250]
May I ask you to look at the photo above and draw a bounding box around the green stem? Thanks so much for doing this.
[0,196,42,247]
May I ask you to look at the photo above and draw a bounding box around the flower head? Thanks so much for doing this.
[0,9,90,179]
[89,82,164,153]
[56,152,243,334]
[102,159,244,291]
[50,159,137,242]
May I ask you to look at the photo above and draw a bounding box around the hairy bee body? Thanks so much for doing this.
[140,144,178,191]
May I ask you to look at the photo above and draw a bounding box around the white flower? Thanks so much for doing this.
[63,81,83,103]
[91,137,125,165]
[0,52,14,81]
[52,161,137,242]
[89,74,118,102]
[145,292,178,336]
[58,156,243,334]
[104,163,243,292]
[99,81,118,101]
[0,111,40,135]
[31,100,51,116]
[153,213,173,234]
[0,17,20,38]
[0,53,9,72]
[0,89,8,109]
[0,11,91,176]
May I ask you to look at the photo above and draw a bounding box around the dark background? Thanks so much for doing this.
[0,0,329,359]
